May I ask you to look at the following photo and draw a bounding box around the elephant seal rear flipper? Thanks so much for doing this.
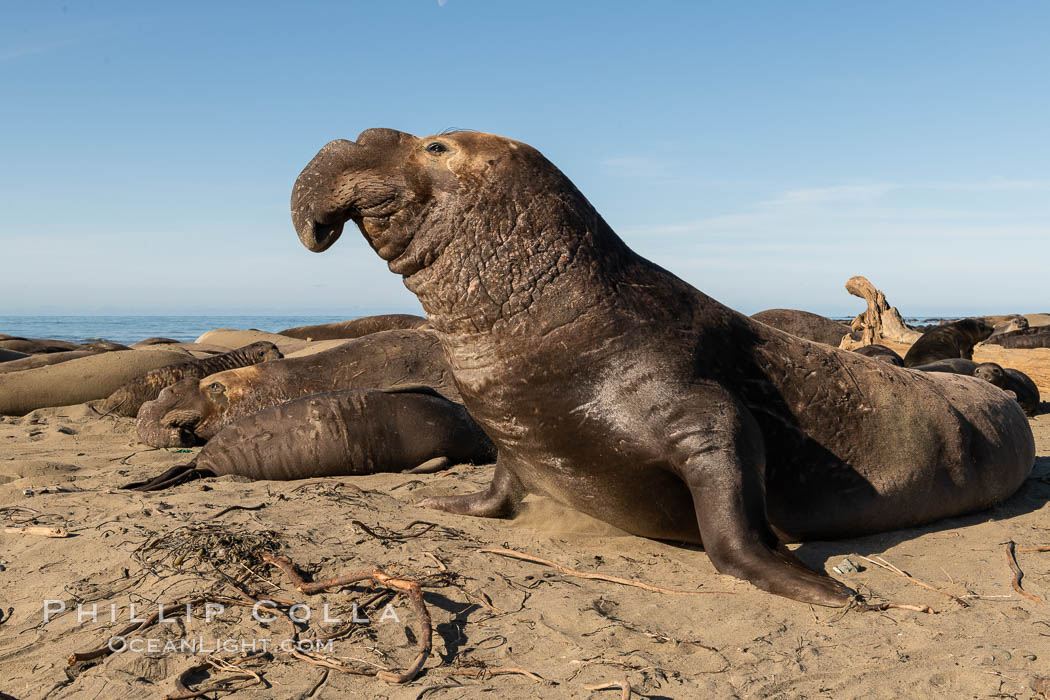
[121,462,215,491]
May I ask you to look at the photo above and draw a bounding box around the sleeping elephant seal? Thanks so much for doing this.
[83,342,132,352]
[279,313,430,340]
[911,359,1041,416]
[998,368,1041,416]
[0,337,83,354]
[125,387,495,489]
[96,342,282,417]
[194,329,311,355]
[0,348,29,363]
[851,344,904,366]
[909,357,987,376]
[133,337,181,346]
[983,326,1050,350]
[136,328,459,447]
[0,349,113,375]
[751,309,854,346]
[902,318,994,367]
[0,348,193,415]
[291,127,1034,607]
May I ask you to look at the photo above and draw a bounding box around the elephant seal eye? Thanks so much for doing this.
[425,142,449,154]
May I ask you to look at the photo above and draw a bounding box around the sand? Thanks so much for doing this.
[0,353,1048,698]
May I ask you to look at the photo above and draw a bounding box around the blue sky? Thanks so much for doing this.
[1,1,1047,317]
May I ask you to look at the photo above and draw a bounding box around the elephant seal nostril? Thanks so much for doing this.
[301,219,344,253]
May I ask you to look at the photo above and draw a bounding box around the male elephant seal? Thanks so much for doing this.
[750,309,854,346]
[279,313,430,340]
[125,387,495,490]
[291,128,1034,607]
[96,342,282,417]
[136,329,459,447]
[851,344,904,366]
[902,318,994,367]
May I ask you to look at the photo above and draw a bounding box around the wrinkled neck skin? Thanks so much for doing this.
[401,184,631,342]
[383,182,624,418]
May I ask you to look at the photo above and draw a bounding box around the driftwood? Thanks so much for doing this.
[839,276,923,350]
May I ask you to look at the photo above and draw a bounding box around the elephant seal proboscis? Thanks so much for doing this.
[124,387,495,490]
[751,309,854,346]
[902,318,994,367]
[851,344,905,366]
[291,127,1034,607]
[135,328,459,447]
[97,342,282,417]
[279,313,430,340]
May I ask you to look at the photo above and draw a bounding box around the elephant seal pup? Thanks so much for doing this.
[902,318,994,367]
[136,328,460,447]
[97,342,282,417]
[291,127,1034,607]
[125,387,495,489]
[279,313,430,340]
[910,359,1040,416]
[983,326,1050,350]
[997,368,1041,416]
[851,344,904,366]
[750,309,853,346]
[988,315,1029,337]
[909,358,986,376]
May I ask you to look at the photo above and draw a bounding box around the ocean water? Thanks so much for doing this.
[0,314,979,346]
[0,316,351,345]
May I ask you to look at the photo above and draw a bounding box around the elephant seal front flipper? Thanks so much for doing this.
[122,463,212,491]
[419,459,527,517]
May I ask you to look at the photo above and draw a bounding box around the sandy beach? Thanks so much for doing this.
[0,339,1048,699]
